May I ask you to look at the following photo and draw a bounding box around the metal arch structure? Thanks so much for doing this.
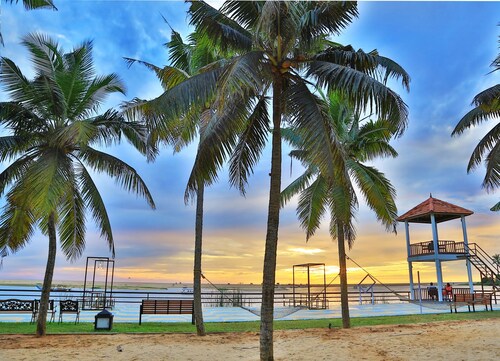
[82,256,115,310]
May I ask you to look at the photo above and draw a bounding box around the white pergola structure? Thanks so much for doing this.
[397,196,474,302]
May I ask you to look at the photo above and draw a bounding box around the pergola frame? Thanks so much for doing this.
[292,263,327,309]
[82,256,115,310]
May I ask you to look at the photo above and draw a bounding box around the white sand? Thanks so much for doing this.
[1,318,499,360]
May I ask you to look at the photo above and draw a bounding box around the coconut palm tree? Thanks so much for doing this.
[146,2,409,359]
[1,0,57,46]
[452,33,499,211]
[493,254,500,276]
[0,33,155,336]
[123,26,233,336]
[281,91,399,329]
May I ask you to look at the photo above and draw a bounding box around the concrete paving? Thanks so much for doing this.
[1,301,498,324]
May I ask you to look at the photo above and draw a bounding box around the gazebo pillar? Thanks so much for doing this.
[404,221,414,299]
[461,216,474,293]
[431,213,443,302]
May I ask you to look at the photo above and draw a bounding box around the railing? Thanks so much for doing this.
[0,287,410,310]
[409,240,467,257]
[465,243,499,275]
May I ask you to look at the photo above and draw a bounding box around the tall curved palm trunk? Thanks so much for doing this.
[36,213,57,336]
[337,220,350,329]
[193,182,206,335]
[260,78,283,360]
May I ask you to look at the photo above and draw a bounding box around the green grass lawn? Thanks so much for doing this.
[1,311,499,335]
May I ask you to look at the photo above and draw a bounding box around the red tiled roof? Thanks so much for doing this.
[397,196,473,223]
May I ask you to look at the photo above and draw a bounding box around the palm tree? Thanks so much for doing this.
[147,2,409,359]
[493,254,500,276]
[0,33,155,336]
[452,33,499,211]
[123,26,231,336]
[281,91,399,328]
[1,0,57,46]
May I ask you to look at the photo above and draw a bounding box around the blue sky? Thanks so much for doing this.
[1,1,499,285]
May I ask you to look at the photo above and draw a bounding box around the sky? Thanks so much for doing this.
[0,1,499,287]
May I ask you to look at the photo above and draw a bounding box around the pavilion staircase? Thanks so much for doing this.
[463,243,500,294]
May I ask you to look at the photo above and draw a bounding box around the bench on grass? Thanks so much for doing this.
[0,299,36,323]
[450,292,493,313]
[139,299,194,325]
[58,299,80,324]
[34,299,56,322]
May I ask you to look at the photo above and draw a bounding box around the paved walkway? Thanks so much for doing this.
[1,301,498,324]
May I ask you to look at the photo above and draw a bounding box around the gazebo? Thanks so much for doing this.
[397,195,474,301]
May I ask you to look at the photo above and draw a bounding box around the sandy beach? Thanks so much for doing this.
[1,318,499,361]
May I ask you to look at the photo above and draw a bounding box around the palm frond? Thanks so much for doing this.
[72,73,126,120]
[0,134,36,162]
[20,0,57,10]
[151,67,223,122]
[166,27,192,73]
[220,0,263,29]
[452,106,500,136]
[483,141,500,191]
[216,51,267,102]
[328,182,357,246]
[189,0,252,52]
[297,1,358,43]
[329,176,357,222]
[0,191,37,256]
[184,94,249,202]
[0,58,34,103]
[124,58,190,91]
[78,163,114,256]
[307,60,409,136]
[228,95,270,194]
[281,127,304,149]
[79,147,156,209]
[22,32,63,76]
[472,83,500,108]
[280,167,316,208]
[13,151,73,216]
[467,122,500,175]
[61,39,97,112]
[296,176,328,241]
[285,79,346,178]
[57,169,86,261]
[315,45,410,91]
[348,160,398,233]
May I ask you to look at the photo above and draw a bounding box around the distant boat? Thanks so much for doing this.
[182,286,193,294]
[35,284,71,292]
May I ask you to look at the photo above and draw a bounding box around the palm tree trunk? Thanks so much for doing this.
[260,76,283,361]
[337,220,350,328]
[193,182,206,336]
[36,213,57,337]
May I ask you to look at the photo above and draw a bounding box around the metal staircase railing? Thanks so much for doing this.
[464,243,500,294]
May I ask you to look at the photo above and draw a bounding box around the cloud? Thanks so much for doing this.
[1,1,499,286]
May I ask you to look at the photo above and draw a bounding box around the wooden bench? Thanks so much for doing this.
[0,299,36,323]
[450,293,493,313]
[139,299,194,325]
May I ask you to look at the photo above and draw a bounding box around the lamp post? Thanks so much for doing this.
[94,308,114,331]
